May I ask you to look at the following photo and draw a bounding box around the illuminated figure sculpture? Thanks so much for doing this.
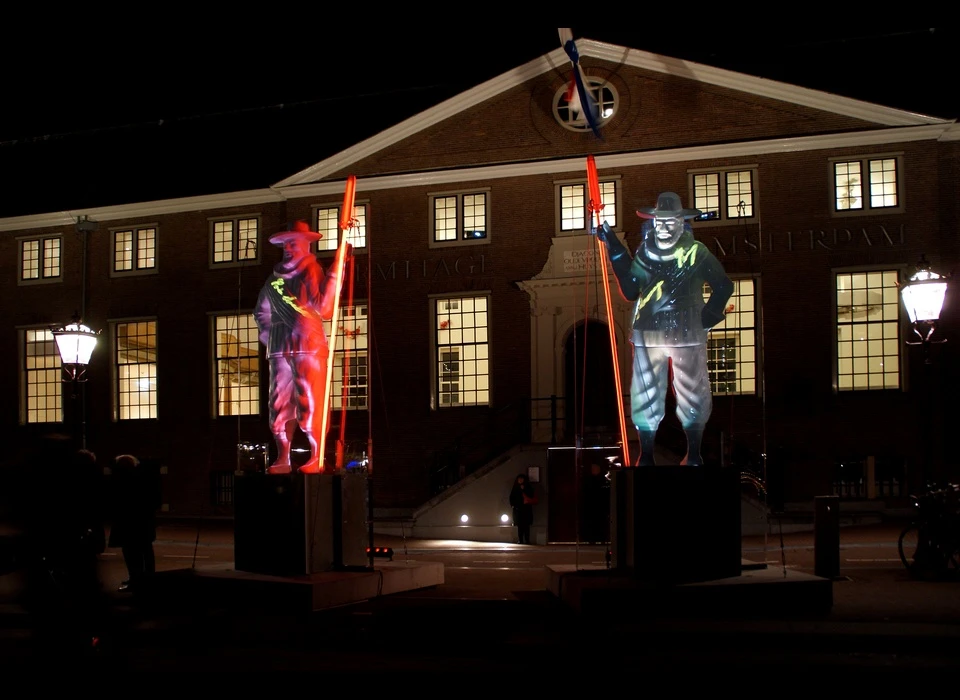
[592,192,733,466]
[255,221,346,474]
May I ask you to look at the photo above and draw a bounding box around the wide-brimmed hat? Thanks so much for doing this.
[269,220,323,245]
[636,191,701,220]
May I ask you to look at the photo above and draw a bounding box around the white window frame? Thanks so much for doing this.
[830,154,904,217]
[430,293,491,409]
[211,312,261,417]
[704,277,758,396]
[112,318,158,420]
[18,234,62,285]
[555,176,621,236]
[314,201,369,254]
[19,326,63,424]
[687,166,759,226]
[209,216,261,268]
[322,303,369,411]
[833,267,902,392]
[111,224,158,277]
[428,189,490,249]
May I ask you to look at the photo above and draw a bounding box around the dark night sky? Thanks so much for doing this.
[1,24,956,219]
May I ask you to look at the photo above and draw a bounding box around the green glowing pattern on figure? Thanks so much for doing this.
[271,278,309,317]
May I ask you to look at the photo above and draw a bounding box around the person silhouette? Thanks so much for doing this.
[509,474,536,544]
[19,435,107,655]
[107,454,156,593]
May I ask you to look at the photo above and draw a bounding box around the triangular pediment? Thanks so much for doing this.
[274,38,949,190]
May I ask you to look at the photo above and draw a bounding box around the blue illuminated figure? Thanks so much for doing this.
[591,192,733,466]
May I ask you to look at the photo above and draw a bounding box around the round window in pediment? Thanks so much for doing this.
[552,78,618,133]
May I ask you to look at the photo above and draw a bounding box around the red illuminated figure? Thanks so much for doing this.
[255,221,347,474]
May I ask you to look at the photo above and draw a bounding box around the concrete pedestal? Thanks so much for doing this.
[234,471,370,576]
[610,465,741,584]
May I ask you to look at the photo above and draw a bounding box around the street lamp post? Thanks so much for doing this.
[51,318,100,449]
[900,254,949,490]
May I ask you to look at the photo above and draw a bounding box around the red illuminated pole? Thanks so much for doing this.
[336,254,356,470]
[318,175,356,472]
[586,155,631,467]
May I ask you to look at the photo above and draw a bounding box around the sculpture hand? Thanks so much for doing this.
[590,221,613,243]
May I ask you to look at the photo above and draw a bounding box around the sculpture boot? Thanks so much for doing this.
[267,432,293,474]
[636,430,657,466]
[682,428,704,466]
[299,430,322,473]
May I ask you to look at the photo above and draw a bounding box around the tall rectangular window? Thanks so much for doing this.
[689,167,757,223]
[213,313,260,416]
[832,156,902,215]
[704,279,757,395]
[19,236,61,282]
[835,270,901,391]
[22,328,62,424]
[116,320,158,419]
[322,304,368,410]
[433,295,490,407]
[316,203,367,251]
[113,226,157,274]
[211,217,259,266]
[557,180,618,234]
[429,190,490,247]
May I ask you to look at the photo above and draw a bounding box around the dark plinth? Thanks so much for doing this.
[610,465,741,584]
[234,471,369,576]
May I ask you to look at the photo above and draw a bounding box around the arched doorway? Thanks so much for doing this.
[564,319,619,443]
[547,320,621,543]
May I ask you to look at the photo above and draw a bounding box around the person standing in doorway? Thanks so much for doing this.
[509,473,536,544]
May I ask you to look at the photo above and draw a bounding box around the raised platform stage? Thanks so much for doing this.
[155,559,444,613]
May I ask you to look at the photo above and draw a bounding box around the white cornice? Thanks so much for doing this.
[1,123,953,234]
[275,123,952,198]
[941,122,960,141]
[0,189,286,233]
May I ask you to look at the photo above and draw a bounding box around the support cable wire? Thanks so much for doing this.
[309,223,355,574]
[731,185,780,571]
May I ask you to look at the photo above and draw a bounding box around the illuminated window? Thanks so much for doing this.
[704,279,757,395]
[552,78,618,133]
[835,270,901,391]
[322,304,368,410]
[112,226,157,274]
[429,191,489,247]
[19,235,61,283]
[213,313,260,416]
[115,320,158,419]
[432,295,490,408]
[210,217,259,266]
[557,179,619,235]
[688,167,757,223]
[21,328,62,424]
[315,203,367,252]
[832,156,901,214]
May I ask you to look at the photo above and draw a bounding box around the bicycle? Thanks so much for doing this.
[898,483,960,579]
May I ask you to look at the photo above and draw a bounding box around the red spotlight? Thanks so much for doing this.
[366,546,394,561]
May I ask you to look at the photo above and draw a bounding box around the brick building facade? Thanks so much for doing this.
[3,39,958,515]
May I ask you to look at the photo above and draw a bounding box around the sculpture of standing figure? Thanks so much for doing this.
[255,221,346,474]
[591,192,733,466]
